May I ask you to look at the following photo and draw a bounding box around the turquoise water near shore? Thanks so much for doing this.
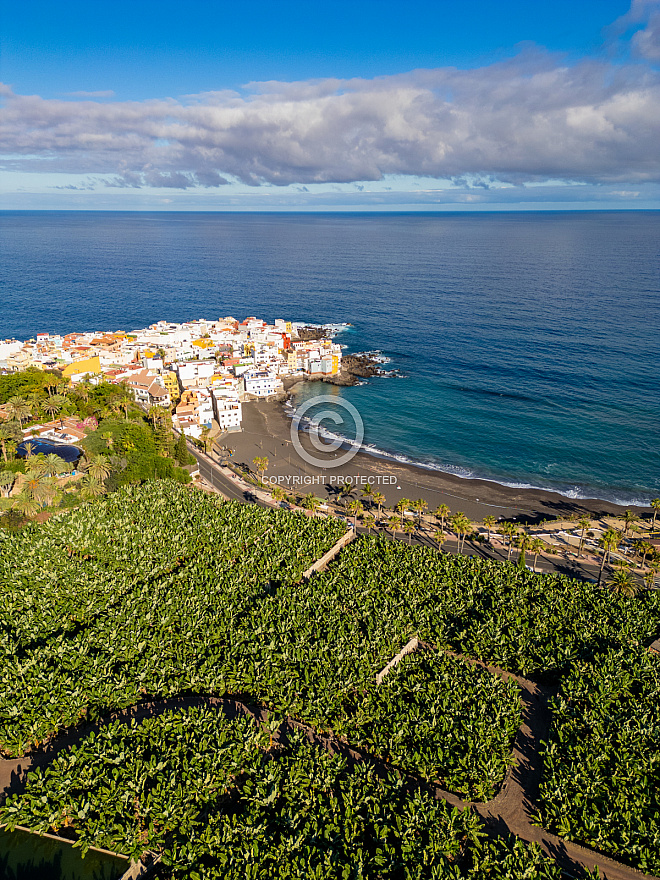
[2,210,659,504]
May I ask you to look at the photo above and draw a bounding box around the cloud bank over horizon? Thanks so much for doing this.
[2,1,660,203]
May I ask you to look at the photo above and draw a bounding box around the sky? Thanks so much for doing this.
[1,0,660,211]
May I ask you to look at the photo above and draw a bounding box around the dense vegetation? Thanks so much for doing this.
[0,372,192,530]
[536,646,660,875]
[1,483,657,875]
[307,536,660,679]
[3,706,564,879]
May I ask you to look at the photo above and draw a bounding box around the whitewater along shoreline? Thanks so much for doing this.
[218,396,651,524]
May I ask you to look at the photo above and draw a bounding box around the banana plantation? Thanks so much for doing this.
[0,481,658,879]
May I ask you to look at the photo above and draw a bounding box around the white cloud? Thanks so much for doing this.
[1,25,659,191]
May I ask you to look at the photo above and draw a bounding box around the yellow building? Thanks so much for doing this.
[62,356,101,380]
[162,370,180,404]
[331,354,340,375]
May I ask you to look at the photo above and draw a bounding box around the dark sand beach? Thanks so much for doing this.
[217,397,648,524]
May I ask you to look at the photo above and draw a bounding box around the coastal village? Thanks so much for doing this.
[0,316,658,587]
[0,317,344,441]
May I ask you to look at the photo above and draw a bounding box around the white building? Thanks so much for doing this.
[212,393,242,432]
[176,360,215,390]
[243,371,283,398]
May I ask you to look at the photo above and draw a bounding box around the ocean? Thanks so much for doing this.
[1,210,659,505]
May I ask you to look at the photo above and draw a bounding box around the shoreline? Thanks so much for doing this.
[219,397,651,523]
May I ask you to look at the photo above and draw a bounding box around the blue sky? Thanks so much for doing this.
[2,0,660,210]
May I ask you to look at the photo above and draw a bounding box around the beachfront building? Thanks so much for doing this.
[243,370,284,398]
[212,394,242,432]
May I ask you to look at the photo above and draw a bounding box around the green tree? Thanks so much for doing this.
[12,493,39,518]
[621,509,637,536]
[607,567,638,597]
[361,483,374,504]
[80,475,107,500]
[85,454,112,482]
[175,433,190,466]
[363,514,376,534]
[451,512,472,554]
[403,519,416,544]
[372,491,386,518]
[271,485,286,503]
[577,515,591,557]
[5,397,31,428]
[301,493,321,517]
[252,456,269,481]
[434,529,445,551]
[0,421,22,462]
[388,514,401,538]
[412,498,428,525]
[651,498,660,530]
[347,499,364,529]
[0,470,15,498]
[434,504,450,532]
[598,528,622,585]
[396,497,412,515]
[482,515,496,543]
[530,537,545,572]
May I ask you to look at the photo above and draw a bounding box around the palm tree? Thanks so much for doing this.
[252,456,269,481]
[0,424,19,462]
[577,515,591,557]
[271,485,286,503]
[101,431,115,450]
[388,514,401,538]
[302,493,321,517]
[434,504,451,534]
[607,567,638,597]
[396,497,412,515]
[530,537,544,572]
[338,483,356,505]
[412,498,428,526]
[85,454,111,482]
[651,498,660,530]
[22,441,36,460]
[499,522,517,559]
[75,383,91,404]
[434,529,445,551]
[41,397,63,421]
[450,512,472,554]
[372,491,385,519]
[634,540,654,570]
[43,453,66,477]
[598,528,621,585]
[621,509,637,537]
[361,483,374,505]
[12,493,39,518]
[363,514,376,534]
[482,515,496,543]
[403,520,416,544]
[148,405,162,428]
[80,475,107,499]
[5,397,31,428]
[347,499,364,529]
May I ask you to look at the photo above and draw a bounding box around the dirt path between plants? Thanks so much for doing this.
[1,682,657,880]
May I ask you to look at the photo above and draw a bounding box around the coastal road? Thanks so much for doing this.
[185,439,617,585]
